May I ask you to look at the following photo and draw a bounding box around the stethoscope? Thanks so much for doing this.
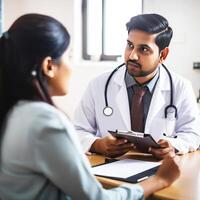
[103,63,178,120]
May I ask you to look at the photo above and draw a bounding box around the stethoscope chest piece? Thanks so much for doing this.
[103,106,113,116]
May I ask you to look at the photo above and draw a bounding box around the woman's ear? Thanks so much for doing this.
[41,56,56,78]
[159,47,169,63]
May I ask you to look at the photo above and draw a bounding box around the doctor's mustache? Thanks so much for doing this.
[127,60,141,68]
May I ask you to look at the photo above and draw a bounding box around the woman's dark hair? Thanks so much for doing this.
[126,13,173,52]
[0,13,70,131]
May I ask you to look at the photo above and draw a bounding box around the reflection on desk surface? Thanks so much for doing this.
[88,151,200,200]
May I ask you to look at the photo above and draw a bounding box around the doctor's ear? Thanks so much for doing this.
[41,56,56,78]
[159,47,169,63]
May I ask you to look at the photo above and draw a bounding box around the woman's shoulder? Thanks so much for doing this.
[13,101,64,119]
[15,100,57,113]
[10,101,70,130]
[6,101,76,145]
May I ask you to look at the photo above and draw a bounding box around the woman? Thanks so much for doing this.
[0,14,180,200]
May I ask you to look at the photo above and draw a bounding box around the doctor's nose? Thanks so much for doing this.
[129,49,139,60]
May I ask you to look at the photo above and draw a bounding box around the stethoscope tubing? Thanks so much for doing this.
[104,63,125,106]
[103,63,178,118]
[161,64,178,118]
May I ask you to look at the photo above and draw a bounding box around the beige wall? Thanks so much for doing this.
[3,0,200,117]
[3,0,74,32]
[3,0,77,116]
[143,0,200,104]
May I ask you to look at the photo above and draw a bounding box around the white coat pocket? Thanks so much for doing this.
[148,117,176,141]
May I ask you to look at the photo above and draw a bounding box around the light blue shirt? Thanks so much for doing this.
[0,101,144,200]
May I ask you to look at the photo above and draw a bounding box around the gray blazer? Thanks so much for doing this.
[0,101,144,200]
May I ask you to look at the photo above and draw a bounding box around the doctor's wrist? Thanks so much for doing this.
[90,139,102,153]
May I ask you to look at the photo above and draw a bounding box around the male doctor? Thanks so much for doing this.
[74,13,200,158]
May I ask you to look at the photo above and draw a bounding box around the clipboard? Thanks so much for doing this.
[92,158,160,183]
[108,130,161,153]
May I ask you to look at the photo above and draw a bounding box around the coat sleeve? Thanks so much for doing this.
[73,81,101,152]
[165,80,200,153]
[31,108,144,200]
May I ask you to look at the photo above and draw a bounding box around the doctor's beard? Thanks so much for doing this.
[126,60,157,78]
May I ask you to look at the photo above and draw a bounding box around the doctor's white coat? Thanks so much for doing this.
[74,66,200,154]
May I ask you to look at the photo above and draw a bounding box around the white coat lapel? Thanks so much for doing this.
[112,67,131,130]
[145,66,170,133]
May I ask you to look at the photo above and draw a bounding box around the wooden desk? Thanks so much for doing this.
[88,151,200,200]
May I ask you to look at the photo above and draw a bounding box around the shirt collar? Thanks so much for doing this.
[125,67,160,93]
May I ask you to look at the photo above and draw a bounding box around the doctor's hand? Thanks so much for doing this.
[149,139,175,159]
[90,136,135,157]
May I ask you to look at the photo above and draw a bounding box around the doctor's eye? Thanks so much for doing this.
[140,47,149,52]
[139,46,151,54]
[126,41,134,49]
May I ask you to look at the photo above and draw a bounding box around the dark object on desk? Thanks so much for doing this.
[105,158,118,163]
[109,130,161,153]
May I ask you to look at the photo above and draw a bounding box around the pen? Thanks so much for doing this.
[137,176,149,182]
[105,158,118,164]
[163,133,177,138]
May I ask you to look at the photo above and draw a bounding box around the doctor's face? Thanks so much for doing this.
[124,29,164,83]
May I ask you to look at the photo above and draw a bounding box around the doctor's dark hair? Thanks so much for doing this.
[0,13,70,131]
[126,13,173,52]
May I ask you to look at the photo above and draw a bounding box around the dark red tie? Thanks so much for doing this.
[131,86,147,132]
